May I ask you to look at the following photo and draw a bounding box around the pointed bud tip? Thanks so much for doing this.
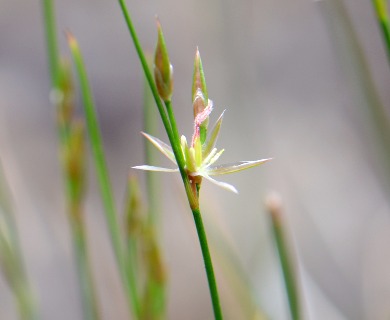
[65,30,77,49]
[155,15,162,29]
[265,191,283,219]
[195,47,201,58]
[154,19,173,101]
[192,47,207,103]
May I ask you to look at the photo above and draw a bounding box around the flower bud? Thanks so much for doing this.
[154,19,173,102]
[192,49,210,144]
[192,48,208,103]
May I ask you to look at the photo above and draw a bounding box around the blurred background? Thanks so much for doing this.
[1,0,390,319]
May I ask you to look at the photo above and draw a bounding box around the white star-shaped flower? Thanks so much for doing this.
[133,101,271,193]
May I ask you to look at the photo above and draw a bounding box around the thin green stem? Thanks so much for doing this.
[41,0,60,87]
[70,215,100,320]
[372,0,390,64]
[117,0,171,136]
[116,2,223,318]
[162,100,197,208]
[125,239,141,318]
[0,164,39,320]
[67,35,137,316]
[192,208,223,320]
[116,0,197,210]
[68,34,123,273]
[61,123,101,320]
[267,197,301,320]
[319,0,390,191]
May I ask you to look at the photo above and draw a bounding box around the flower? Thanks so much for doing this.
[133,103,271,193]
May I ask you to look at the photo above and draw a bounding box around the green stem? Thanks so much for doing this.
[41,0,60,87]
[162,100,197,209]
[0,236,39,320]
[70,214,100,320]
[116,0,197,209]
[117,0,171,136]
[116,2,223,318]
[192,208,223,320]
[13,280,38,320]
[319,0,390,191]
[267,198,300,320]
[372,0,390,64]
[125,239,141,318]
[68,35,123,272]
[67,35,137,316]
[0,165,39,320]
[165,99,223,319]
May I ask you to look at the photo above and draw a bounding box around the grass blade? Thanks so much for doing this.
[372,0,390,63]
[0,163,39,320]
[41,0,60,87]
[266,193,301,320]
[66,32,138,316]
[318,0,390,190]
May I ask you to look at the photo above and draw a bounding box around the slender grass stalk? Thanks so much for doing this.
[116,0,197,209]
[116,2,222,318]
[43,3,100,318]
[372,0,390,63]
[266,194,301,320]
[0,234,36,320]
[319,0,390,190]
[192,208,223,320]
[66,33,137,316]
[66,33,122,269]
[41,0,60,87]
[0,164,39,320]
[60,117,101,320]
[69,211,101,320]
[165,98,223,319]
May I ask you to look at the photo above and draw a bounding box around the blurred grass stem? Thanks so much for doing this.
[266,194,301,320]
[69,212,101,320]
[67,34,138,317]
[319,0,390,191]
[0,164,39,320]
[372,0,390,64]
[192,208,223,320]
[42,0,59,86]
